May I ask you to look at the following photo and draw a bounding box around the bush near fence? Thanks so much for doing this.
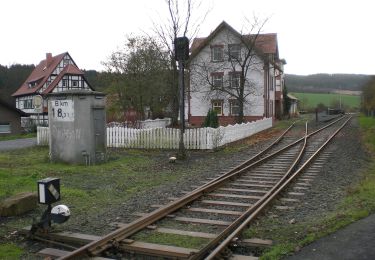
[37,117,272,150]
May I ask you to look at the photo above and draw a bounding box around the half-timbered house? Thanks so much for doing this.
[12,52,94,125]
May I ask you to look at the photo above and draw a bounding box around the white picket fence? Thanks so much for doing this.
[107,118,172,129]
[37,117,272,150]
[37,126,49,146]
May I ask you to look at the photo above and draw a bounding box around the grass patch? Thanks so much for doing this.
[0,243,23,259]
[0,132,36,141]
[0,145,196,239]
[292,92,360,110]
[244,114,375,259]
[359,116,375,151]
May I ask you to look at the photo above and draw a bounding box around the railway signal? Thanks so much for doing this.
[31,178,70,234]
[174,36,189,159]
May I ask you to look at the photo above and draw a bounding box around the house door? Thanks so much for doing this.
[93,108,106,161]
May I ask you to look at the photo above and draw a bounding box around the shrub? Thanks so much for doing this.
[202,109,219,128]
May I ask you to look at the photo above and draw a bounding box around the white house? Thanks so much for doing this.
[12,52,94,125]
[187,21,285,126]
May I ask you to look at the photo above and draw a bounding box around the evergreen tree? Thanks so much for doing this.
[202,109,219,128]
[283,85,291,116]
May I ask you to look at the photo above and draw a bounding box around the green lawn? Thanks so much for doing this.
[0,147,180,212]
[291,92,361,110]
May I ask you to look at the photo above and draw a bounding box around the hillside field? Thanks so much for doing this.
[291,92,361,111]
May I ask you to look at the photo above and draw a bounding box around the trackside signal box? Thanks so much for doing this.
[174,37,189,61]
[37,177,61,205]
[48,90,106,165]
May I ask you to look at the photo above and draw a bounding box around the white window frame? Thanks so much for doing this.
[228,44,241,61]
[23,99,33,109]
[229,72,241,89]
[212,100,224,116]
[229,99,240,116]
[72,80,78,87]
[211,46,224,62]
[211,73,223,89]
[0,123,11,134]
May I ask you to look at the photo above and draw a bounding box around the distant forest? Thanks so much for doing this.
[286,73,371,93]
[0,64,35,106]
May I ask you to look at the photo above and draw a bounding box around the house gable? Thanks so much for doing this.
[12,52,93,98]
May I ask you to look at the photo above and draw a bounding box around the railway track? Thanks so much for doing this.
[31,115,352,259]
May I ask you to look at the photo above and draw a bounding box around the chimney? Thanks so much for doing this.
[46,53,52,68]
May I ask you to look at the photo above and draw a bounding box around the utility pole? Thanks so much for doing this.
[174,37,189,159]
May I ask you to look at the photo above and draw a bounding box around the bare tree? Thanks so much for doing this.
[151,0,210,125]
[190,17,271,123]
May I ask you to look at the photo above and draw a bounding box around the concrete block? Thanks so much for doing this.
[0,192,37,216]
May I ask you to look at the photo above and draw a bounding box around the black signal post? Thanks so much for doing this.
[174,37,189,159]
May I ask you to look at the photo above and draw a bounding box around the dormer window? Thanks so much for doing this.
[28,81,37,88]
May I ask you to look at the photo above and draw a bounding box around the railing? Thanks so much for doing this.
[37,118,272,150]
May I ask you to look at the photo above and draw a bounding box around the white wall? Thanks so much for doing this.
[189,27,266,118]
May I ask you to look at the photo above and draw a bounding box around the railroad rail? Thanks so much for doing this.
[32,115,351,259]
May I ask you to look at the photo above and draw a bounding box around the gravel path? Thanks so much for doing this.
[0,138,37,151]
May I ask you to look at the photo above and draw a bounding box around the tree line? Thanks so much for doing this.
[286,73,370,93]
[0,64,35,106]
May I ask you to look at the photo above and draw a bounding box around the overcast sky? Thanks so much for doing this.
[1,0,374,75]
